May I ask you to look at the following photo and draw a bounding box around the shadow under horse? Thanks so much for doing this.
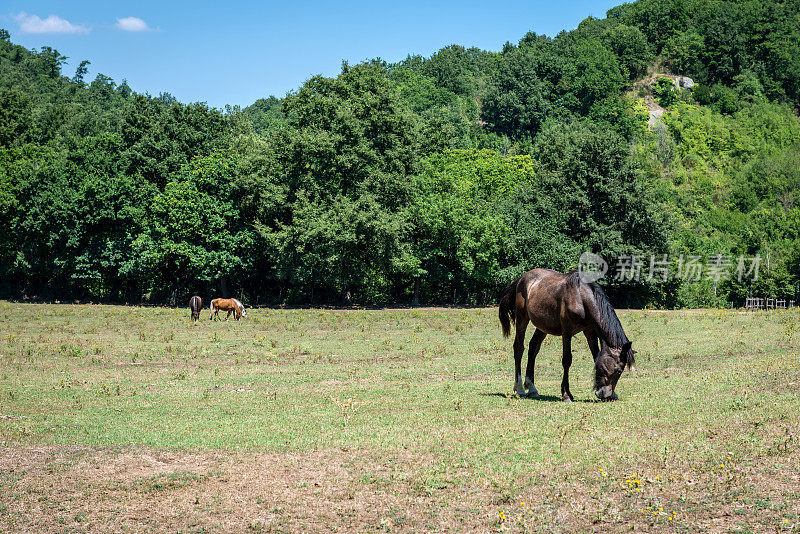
[498,269,636,402]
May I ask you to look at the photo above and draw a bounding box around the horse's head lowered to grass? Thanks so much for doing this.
[594,340,636,401]
[232,299,247,318]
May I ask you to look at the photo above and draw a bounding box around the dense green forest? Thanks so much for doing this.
[1,0,799,307]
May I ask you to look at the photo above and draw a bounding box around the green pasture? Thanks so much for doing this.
[1,302,799,531]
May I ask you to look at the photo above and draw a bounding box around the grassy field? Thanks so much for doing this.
[1,302,799,532]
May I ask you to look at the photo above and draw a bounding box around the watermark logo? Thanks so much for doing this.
[578,252,608,283]
[580,253,761,282]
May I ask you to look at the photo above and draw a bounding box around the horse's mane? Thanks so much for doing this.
[569,272,628,348]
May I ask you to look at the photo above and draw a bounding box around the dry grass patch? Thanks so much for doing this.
[1,442,798,532]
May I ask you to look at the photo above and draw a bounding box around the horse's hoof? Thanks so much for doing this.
[527,391,540,399]
[561,396,573,403]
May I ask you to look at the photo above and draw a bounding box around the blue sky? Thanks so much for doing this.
[3,1,621,109]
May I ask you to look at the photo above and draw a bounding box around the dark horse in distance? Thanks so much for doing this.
[189,296,203,323]
[499,269,635,401]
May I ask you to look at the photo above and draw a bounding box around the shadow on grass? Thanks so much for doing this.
[479,392,595,403]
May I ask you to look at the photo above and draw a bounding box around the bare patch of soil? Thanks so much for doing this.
[0,445,499,533]
[1,443,798,533]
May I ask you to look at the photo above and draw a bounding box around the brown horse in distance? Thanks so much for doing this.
[498,269,635,401]
[209,298,247,321]
[189,296,202,322]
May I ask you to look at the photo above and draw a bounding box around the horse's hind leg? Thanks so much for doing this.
[561,336,574,402]
[512,316,529,397]
[524,329,546,398]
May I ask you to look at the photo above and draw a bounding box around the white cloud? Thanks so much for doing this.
[13,12,89,34]
[115,17,149,32]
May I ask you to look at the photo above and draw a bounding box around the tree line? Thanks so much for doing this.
[1,0,799,307]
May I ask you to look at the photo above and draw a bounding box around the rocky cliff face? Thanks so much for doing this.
[635,74,695,128]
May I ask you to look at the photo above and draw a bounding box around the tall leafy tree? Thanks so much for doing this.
[263,61,421,302]
[133,152,255,301]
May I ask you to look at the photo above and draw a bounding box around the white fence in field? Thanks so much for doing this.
[744,297,795,310]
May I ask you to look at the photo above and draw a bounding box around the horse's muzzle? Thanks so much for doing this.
[594,386,618,401]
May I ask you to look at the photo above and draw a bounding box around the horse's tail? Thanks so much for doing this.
[499,278,520,338]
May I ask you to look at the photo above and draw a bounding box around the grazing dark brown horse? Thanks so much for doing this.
[209,298,247,321]
[189,296,203,322]
[499,268,635,401]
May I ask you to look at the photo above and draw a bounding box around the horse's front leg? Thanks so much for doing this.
[524,329,546,398]
[512,318,529,396]
[584,331,600,362]
[561,336,574,402]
